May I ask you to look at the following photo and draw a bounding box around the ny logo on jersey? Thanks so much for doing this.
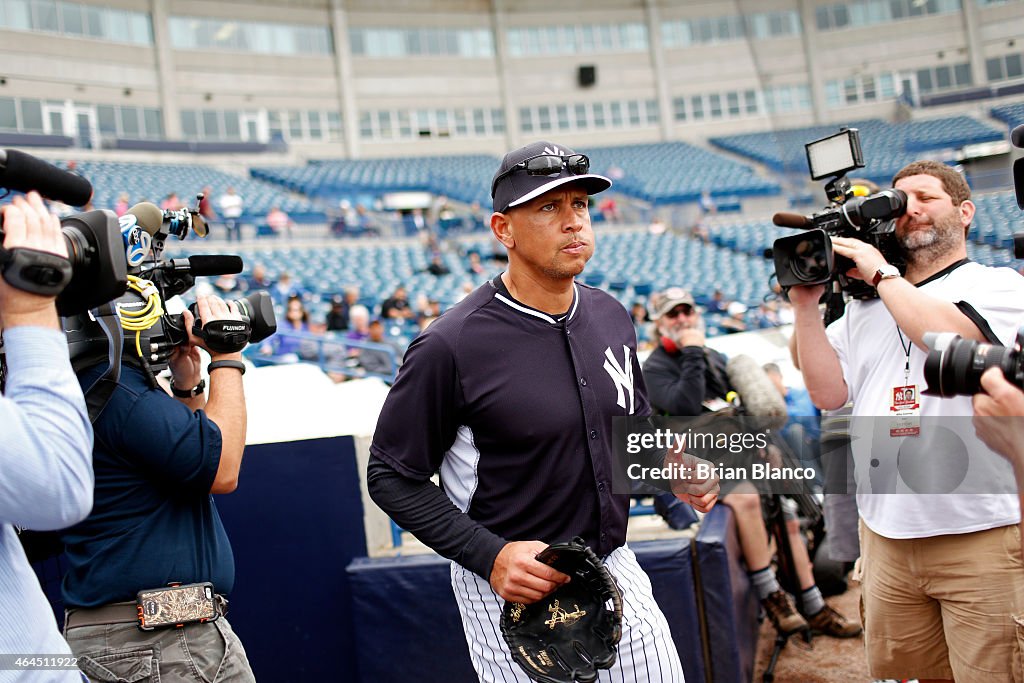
[602,345,636,414]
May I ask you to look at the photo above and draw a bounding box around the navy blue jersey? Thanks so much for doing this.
[371,276,650,557]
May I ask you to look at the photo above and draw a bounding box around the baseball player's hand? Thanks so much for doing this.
[973,367,1024,473]
[667,446,719,513]
[490,541,571,604]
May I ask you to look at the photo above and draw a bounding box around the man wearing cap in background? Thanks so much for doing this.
[367,141,719,682]
[642,288,860,639]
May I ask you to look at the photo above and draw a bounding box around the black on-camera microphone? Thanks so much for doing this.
[165,255,244,276]
[0,149,93,207]
[772,212,812,230]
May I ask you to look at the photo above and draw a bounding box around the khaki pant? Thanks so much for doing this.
[65,617,255,682]
[860,521,1024,681]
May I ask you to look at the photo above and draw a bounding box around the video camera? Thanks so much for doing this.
[63,197,276,385]
[0,149,127,314]
[0,149,276,405]
[771,128,908,300]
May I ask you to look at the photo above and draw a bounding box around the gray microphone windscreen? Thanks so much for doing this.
[725,354,789,431]
[126,202,163,236]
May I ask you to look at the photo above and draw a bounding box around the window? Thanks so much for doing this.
[573,103,588,129]
[20,99,43,132]
[519,107,533,133]
[472,108,486,135]
[609,101,623,127]
[556,104,570,130]
[172,16,331,55]
[726,91,740,116]
[627,100,641,126]
[708,93,722,118]
[97,104,116,134]
[119,106,140,137]
[592,102,606,128]
[744,89,759,114]
[1007,54,1024,79]
[645,99,660,124]
[143,108,162,137]
[0,97,17,130]
[691,95,704,120]
[673,97,687,121]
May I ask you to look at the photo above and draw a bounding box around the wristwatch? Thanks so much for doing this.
[872,264,901,287]
[170,377,206,399]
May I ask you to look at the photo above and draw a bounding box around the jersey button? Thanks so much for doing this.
[597,482,605,492]
[579,377,587,386]
[590,430,598,440]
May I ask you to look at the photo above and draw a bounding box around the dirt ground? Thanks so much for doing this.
[753,580,872,682]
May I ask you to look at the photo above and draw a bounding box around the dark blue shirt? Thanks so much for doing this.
[60,363,233,608]
[371,277,649,558]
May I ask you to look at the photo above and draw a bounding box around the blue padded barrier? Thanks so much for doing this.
[693,504,759,683]
[215,436,368,681]
[346,537,705,683]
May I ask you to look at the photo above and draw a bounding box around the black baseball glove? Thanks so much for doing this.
[499,537,623,683]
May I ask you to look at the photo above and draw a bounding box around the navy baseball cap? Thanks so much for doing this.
[491,140,612,213]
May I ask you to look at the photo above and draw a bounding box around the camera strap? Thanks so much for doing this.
[82,302,124,423]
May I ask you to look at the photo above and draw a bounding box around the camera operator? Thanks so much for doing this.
[58,294,256,681]
[790,160,1024,681]
[0,193,93,680]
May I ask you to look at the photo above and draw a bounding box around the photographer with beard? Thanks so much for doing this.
[790,160,1024,681]
[0,193,93,681]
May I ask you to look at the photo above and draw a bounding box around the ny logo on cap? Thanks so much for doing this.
[542,145,566,156]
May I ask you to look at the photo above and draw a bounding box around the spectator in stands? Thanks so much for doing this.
[114,192,130,217]
[689,220,711,244]
[699,190,717,216]
[265,205,293,240]
[753,301,782,328]
[467,201,488,232]
[790,160,1024,680]
[720,301,748,334]
[630,300,654,349]
[243,263,272,293]
[346,305,371,343]
[160,192,182,211]
[380,286,414,321]
[213,273,243,297]
[354,319,403,379]
[218,187,244,242]
[270,272,300,305]
[262,296,318,362]
[642,288,859,640]
[706,288,729,313]
[648,216,667,235]
[198,185,217,226]
[426,255,450,276]
[598,196,620,223]
[326,294,350,332]
[355,204,379,237]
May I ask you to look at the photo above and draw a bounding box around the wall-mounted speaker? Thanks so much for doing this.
[578,65,596,88]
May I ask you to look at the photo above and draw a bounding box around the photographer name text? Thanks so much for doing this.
[627,462,817,481]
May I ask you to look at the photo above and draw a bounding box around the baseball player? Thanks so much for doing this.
[367,140,718,682]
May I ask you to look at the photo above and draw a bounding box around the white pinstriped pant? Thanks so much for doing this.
[450,545,686,683]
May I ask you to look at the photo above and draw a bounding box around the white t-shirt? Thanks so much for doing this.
[826,261,1024,539]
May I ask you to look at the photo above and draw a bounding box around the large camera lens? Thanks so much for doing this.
[923,332,1015,397]
[53,210,129,316]
[772,229,834,288]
